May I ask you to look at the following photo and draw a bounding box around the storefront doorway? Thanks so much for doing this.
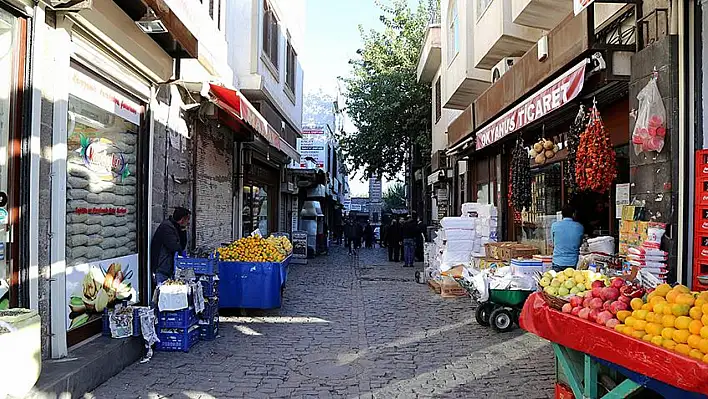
[0,7,27,309]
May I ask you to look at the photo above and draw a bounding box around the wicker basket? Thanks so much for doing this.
[539,291,569,311]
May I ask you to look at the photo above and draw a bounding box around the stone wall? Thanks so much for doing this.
[195,121,234,249]
[629,35,679,281]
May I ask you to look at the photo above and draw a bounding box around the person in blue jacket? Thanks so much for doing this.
[551,205,584,272]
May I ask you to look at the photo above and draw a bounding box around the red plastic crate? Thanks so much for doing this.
[696,150,708,181]
[554,383,574,399]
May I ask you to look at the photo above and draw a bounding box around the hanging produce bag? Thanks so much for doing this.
[575,105,617,193]
[631,78,666,154]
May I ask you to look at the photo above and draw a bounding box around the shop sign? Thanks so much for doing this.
[292,135,328,170]
[292,231,308,259]
[78,137,131,181]
[476,60,588,150]
[70,69,142,126]
[574,0,595,15]
[66,254,139,331]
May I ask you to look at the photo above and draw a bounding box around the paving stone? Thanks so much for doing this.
[90,246,555,398]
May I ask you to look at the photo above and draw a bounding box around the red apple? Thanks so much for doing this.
[592,280,606,289]
[579,308,591,320]
[571,306,582,316]
[562,303,573,313]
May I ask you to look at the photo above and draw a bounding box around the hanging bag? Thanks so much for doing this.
[631,78,666,154]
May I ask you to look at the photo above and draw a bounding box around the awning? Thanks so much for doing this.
[208,84,300,162]
[449,59,589,155]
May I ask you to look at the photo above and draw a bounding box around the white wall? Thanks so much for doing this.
[226,0,305,131]
[431,68,461,154]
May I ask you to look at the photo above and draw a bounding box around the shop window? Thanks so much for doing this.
[64,67,142,333]
[448,0,459,60]
[242,184,271,236]
[477,0,493,20]
[285,38,297,95]
[434,77,442,123]
[262,1,280,70]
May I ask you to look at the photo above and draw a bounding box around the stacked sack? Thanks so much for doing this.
[439,217,477,272]
[461,202,499,253]
[626,224,668,282]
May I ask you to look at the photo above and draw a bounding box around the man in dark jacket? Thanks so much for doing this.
[386,219,401,262]
[151,207,191,285]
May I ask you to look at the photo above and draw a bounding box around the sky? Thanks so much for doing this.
[302,0,417,196]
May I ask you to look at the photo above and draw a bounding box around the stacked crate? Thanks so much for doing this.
[190,257,219,341]
[155,307,199,352]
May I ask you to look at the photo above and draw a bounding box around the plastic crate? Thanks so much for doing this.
[198,275,219,297]
[488,289,533,307]
[102,306,144,337]
[200,298,219,322]
[157,307,197,329]
[199,317,219,341]
[218,261,285,309]
[156,325,200,352]
[174,253,219,276]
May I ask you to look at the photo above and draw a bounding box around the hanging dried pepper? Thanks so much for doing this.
[575,105,617,193]
[564,105,587,197]
[510,139,531,211]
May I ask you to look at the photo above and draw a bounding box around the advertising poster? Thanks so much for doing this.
[66,254,139,330]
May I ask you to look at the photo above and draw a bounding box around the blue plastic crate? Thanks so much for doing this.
[199,298,219,321]
[156,325,200,352]
[199,316,219,341]
[174,253,219,276]
[157,308,197,329]
[198,275,219,297]
[102,306,144,337]
[218,260,285,309]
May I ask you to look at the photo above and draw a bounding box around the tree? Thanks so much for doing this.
[338,0,435,179]
[383,182,406,211]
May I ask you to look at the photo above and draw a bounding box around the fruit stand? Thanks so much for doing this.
[216,235,293,309]
[520,280,708,398]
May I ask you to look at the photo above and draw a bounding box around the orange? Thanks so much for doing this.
[673,329,691,344]
[616,310,632,322]
[641,303,653,311]
[651,335,664,346]
[675,284,691,294]
[634,320,648,332]
[701,326,708,339]
[702,303,708,315]
[690,320,704,335]
[690,349,705,360]
[700,339,708,354]
[666,290,680,304]
[696,297,707,309]
[646,323,663,336]
[690,306,703,320]
[702,314,708,326]
[650,296,667,306]
[675,316,692,330]
[663,304,675,315]
[662,327,677,340]
[675,343,691,356]
[672,304,691,317]
[688,334,703,349]
[663,340,677,350]
[662,315,677,328]
[654,303,667,315]
[632,330,646,340]
[635,310,649,320]
[630,298,644,311]
[624,316,637,327]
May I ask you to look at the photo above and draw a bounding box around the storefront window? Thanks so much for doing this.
[64,68,142,332]
[0,10,16,309]
[242,184,271,236]
[519,164,562,254]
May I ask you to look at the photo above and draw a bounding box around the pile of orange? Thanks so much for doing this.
[614,283,708,363]
[217,236,285,262]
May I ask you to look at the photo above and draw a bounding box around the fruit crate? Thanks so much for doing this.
[199,316,219,341]
[156,324,200,352]
[200,298,219,322]
[198,275,219,297]
[174,253,219,276]
[485,242,539,261]
[157,307,197,329]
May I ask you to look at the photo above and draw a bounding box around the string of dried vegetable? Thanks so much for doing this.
[510,139,531,211]
[575,105,617,193]
[564,105,587,196]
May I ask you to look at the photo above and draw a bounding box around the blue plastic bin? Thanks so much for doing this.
[218,260,286,309]
[157,307,197,329]
[200,297,219,321]
[174,253,219,275]
[199,316,219,341]
[156,325,200,352]
[198,275,219,297]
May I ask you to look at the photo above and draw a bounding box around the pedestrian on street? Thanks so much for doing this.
[354,222,364,250]
[398,217,405,262]
[415,218,427,262]
[551,205,584,273]
[364,222,374,248]
[401,212,423,267]
[386,219,401,262]
[150,207,190,286]
[344,219,356,255]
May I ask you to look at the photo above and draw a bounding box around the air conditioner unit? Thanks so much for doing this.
[491,57,520,83]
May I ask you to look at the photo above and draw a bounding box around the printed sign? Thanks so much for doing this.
[476,60,588,150]
[66,254,139,331]
[292,231,308,259]
[77,137,131,181]
[290,130,328,170]
[615,183,630,219]
[574,0,595,15]
[70,68,142,125]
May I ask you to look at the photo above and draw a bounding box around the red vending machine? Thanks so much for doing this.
[693,150,708,290]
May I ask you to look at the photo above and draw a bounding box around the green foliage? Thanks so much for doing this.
[383,182,407,211]
[339,0,434,179]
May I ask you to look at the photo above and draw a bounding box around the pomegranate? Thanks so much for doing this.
[601,287,620,301]
[610,277,625,289]
[602,300,613,311]
[589,298,604,310]
[597,311,614,325]
[609,301,629,315]
[583,297,593,308]
[619,295,632,305]
[592,280,606,289]
[570,296,583,308]
[588,309,600,323]
[591,287,603,298]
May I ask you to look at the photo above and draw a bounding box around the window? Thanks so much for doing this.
[262,1,280,70]
[285,38,297,94]
[434,77,442,123]
[477,0,493,20]
[448,0,460,60]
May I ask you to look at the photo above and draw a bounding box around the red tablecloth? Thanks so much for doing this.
[520,292,708,396]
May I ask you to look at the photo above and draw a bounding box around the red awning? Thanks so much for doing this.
[208,84,299,162]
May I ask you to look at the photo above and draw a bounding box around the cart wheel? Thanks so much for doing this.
[490,308,515,333]
[475,303,495,327]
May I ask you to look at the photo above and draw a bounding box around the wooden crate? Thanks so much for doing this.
[485,242,539,261]
[428,280,441,294]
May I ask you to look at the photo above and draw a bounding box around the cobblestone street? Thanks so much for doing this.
[90,247,555,398]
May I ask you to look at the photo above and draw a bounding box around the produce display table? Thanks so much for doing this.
[520,292,708,398]
[218,256,290,309]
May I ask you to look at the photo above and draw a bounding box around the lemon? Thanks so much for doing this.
[673,329,691,344]
[675,343,691,356]
[662,327,677,340]
[688,334,703,349]
[675,316,692,330]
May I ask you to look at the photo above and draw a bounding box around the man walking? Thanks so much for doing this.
[401,212,423,267]
[386,219,401,262]
[151,207,191,285]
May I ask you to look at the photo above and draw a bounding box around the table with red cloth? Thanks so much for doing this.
[519,292,708,397]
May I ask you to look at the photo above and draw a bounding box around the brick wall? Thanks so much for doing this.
[195,122,234,249]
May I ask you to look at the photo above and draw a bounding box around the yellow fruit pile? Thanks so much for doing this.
[614,283,708,363]
[217,236,287,262]
[266,236,293,257]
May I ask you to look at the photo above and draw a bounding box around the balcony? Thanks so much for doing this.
[417,25,442,83]
[474,0,545,69]
[511,0,573,30]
